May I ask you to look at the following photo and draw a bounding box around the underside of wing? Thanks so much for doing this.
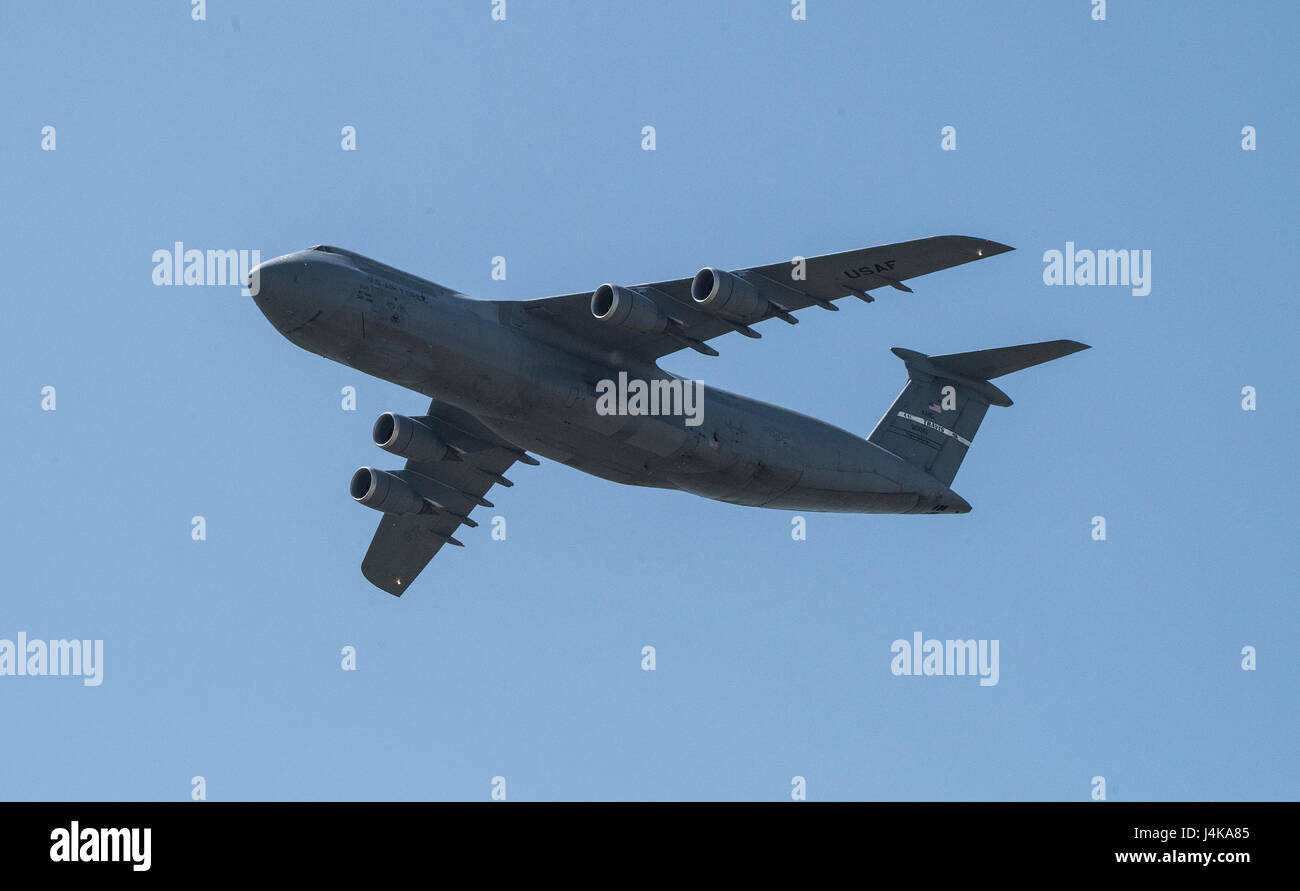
[362,513,460,596]
[514,235,1012,363]
[359,400,532,596]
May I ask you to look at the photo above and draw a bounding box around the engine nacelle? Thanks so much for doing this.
[691,267,770,323]
[591,284,670,333]
[349,467,429,515]
[372,412,450,463]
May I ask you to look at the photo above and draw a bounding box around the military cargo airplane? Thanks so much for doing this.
[249,236,1088,595]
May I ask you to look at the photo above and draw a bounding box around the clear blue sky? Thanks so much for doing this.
[2,1,1295,801]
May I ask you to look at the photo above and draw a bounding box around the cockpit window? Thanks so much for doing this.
[306,245,444,294]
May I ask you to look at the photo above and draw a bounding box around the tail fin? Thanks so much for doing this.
[867,339,1089,487]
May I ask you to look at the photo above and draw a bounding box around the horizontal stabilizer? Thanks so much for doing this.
[925,340,1090,381]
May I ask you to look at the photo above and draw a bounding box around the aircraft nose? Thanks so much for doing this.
[248,253,323,332]
[248,254,299,301]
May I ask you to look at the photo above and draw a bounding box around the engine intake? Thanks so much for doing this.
[372,412,450,463]
[691,267,770,323]
[350,467,430,515]
[591,284,669,333]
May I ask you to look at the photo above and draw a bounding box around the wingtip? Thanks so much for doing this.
[941,235,1015,256]
[362,566,405,597]
[977,239,1015,256]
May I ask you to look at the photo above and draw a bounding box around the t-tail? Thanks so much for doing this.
[868,339,1090,492]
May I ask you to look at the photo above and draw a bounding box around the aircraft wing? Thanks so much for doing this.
[518,236,1012,363]
[361,400,531,596]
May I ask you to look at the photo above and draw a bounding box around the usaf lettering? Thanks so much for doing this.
[842,259,897,278]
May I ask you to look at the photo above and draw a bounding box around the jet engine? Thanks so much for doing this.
[372,412,450,463]
[690,267,774,323]
[590,284,670,333]
[349,467,431,515]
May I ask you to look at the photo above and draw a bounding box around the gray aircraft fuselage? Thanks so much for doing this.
[251,247,971,515]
